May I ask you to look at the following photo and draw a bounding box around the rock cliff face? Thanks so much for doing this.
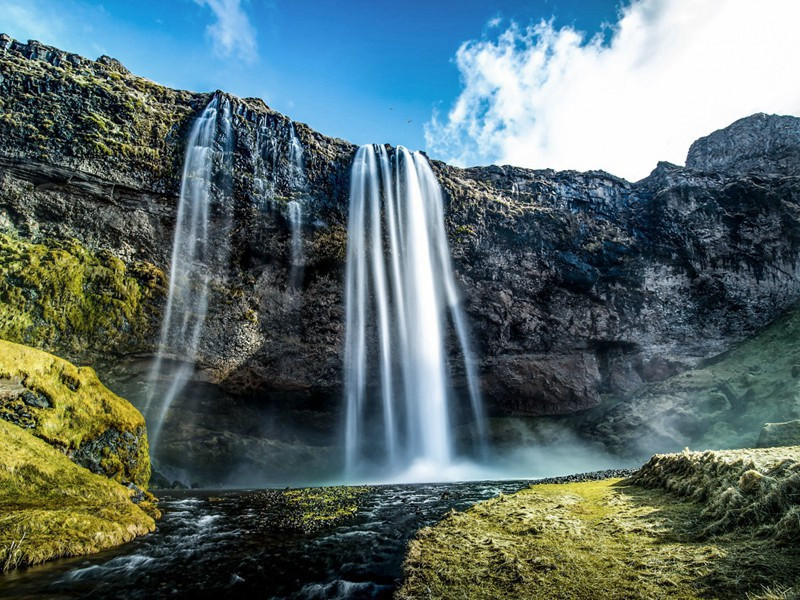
[2,36,800,482]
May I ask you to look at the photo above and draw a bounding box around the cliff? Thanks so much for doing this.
[2,35,800,481]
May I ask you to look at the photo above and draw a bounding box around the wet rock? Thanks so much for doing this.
[757,421,800,448]
[126,482,146,503]
[150,470,171,489]
[2,35,800,474]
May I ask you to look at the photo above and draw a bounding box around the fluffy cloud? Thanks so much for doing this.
[426,0,800,181]
[194,0,257,63]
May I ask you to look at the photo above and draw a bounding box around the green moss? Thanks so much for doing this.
[399,473,800,599]
[0,420,154,571]
[0,39,197,180]
[636,302,800,451]
[0,233,165,357]
[0,340,151,487]
[249,486,371,533]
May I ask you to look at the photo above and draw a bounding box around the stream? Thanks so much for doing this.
[0,480,529,599]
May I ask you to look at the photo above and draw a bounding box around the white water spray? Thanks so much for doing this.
[344,145,487,478]
[143,95,233,450]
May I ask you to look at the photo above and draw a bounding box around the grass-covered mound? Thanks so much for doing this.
[630,447,800,541]
[0,419,155,571]
[399,449,800,599]
[0,339,151,487]
[0,232,164,359]
[249,486,371,533]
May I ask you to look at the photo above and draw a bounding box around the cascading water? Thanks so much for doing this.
[288,123,306,188]
[287,200,303,287]
[344,144,487,479]
[143,95,233,451]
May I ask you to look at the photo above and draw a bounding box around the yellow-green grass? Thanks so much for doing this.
[0,419,155,572]
[0,339,150,487]
[631,447,800,541]
[399,474,800,599]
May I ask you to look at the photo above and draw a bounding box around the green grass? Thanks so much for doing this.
[0,419,154,572]
[399,450,800,599]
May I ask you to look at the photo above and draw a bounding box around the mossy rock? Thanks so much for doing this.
[0,419,155,572]
[0,339,151,488]
[758,421,800,448]
[0,232,165,358]
[248,486,371,533]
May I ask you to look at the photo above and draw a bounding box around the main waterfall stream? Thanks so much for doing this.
[344,145,487,480]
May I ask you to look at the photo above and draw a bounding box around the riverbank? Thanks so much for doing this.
[398,447,800,599]
[0,341,156,571]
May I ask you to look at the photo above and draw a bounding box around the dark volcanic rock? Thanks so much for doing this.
[686,113,800,176]
[2,35,800,478]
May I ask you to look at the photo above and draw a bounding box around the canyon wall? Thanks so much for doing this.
[2,36,799,481]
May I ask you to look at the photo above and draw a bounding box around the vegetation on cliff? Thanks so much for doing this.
[0,419,155,572]
[0,232,165,359]
[0,35,196,186]
[399,448,800,599]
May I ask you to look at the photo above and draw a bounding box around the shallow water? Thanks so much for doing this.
[0,481,528,599]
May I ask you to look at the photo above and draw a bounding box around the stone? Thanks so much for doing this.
[757,421,800,448]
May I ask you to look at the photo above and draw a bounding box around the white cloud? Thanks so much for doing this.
[0,0,65,46]
[194,0,257,64]
[426,0,800,181]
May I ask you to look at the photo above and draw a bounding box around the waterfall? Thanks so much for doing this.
[344,144,487,478]
[143,95,233,451]
[287,200,303,287]
[288,124,305,188]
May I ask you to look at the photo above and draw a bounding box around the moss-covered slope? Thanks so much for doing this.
[0,419,154,571]
[0,232,165,359]
[399,449,800,599]
[0,339,151,487]
[587,302,800,456]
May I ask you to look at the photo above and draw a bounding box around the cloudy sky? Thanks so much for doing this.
[3,0,799,180]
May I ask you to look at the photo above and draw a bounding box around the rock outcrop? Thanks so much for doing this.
[2,35,800,481]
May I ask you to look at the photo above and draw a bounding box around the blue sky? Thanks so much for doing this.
[1,0,618,150]
[3,0,800,179]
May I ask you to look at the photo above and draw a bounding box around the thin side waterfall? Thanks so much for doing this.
[287,200,303,287]
[344,144,487,478]
[288,123,305,188]
[143,95,233,451]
